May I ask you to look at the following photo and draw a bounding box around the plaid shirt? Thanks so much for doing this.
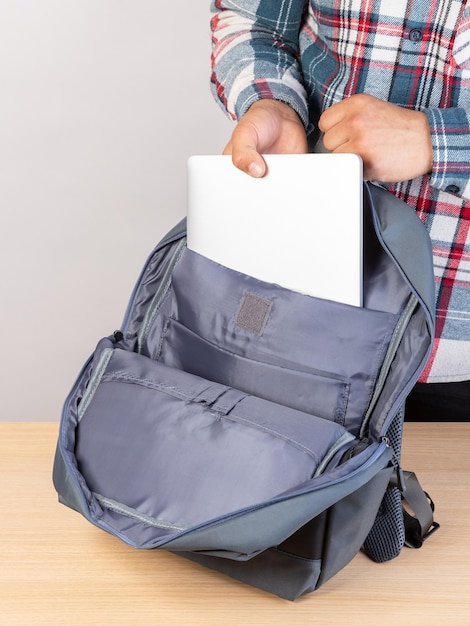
[211,0,470,383]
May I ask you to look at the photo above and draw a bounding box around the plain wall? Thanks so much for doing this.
[0,1,233,421]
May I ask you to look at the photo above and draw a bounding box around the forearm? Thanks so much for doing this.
[210,0,308,125]
[425,107,470,200]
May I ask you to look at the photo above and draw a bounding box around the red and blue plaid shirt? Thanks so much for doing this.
[211,0,470,383]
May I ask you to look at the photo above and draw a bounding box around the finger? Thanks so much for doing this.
[229,123,266,177]
[232,146,266,178]
[322,126,351,153]
[318,101,346,133]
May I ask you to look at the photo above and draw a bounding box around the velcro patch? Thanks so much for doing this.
[234,291,273,336]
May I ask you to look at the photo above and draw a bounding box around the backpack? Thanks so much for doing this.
[53,182,438,601]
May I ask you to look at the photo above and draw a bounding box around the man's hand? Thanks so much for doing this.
[319,94,433,182]
[223,99,308,177]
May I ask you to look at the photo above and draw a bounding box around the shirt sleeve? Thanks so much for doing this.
[210,0,309,126]
[425,107,470,200]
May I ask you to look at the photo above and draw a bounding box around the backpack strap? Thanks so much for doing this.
[398,469,440,548]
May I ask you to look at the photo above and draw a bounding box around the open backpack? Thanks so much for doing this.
[53,182,438,600]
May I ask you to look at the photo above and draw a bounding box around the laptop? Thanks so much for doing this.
[186,153,363,307]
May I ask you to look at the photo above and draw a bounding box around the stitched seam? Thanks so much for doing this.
[211,410,320,462]
[137,238,186,354]
[103,372,194,402]
[77,349,114,422]
[94,493,186,531]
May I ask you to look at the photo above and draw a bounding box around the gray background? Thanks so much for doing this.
[0,1,232,421]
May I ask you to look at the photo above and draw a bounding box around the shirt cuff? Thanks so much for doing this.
[424,107,470,198]
[233,80,310,129]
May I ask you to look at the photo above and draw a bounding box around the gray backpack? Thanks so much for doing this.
[53,183,438,600]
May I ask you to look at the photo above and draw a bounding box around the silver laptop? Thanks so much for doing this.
[187,153,363,307]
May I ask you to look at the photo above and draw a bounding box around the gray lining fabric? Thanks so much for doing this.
[75,347,357,535]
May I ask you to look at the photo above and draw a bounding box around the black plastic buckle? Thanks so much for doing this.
[422,520,441,542]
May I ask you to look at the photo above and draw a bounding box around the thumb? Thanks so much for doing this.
[234,148,266,178]
[224,126,266,178]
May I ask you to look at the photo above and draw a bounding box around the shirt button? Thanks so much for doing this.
[409,28,423,42]
[445,184,460,194]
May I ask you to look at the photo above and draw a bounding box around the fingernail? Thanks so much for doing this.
[248,161,263,177]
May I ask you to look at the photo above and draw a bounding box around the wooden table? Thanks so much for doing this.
[1,422,469,625]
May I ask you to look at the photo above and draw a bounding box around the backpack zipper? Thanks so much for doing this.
[137,237,186,354]
[360,294,418,439]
